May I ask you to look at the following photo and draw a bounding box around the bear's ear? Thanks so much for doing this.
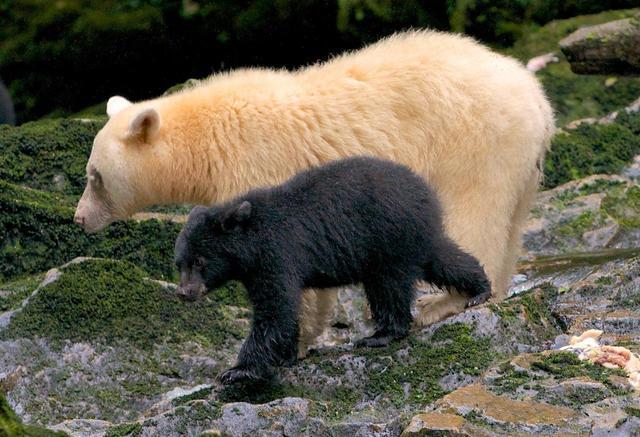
[126,108,161,144]
[106,96,132,118]
[221,201,252,231]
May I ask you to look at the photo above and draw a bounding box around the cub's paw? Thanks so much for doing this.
[356,330,406,348]
[217,366,264,385]
[465,291,492,308]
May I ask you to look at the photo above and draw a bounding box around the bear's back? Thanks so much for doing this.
[244,156,441,242]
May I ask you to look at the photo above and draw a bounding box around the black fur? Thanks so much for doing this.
[174,156,491,384]
[0,79,15,126]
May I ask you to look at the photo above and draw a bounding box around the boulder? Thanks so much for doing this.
[560,15,640,75]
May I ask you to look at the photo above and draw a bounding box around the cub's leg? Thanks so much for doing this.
[357,267,417,348]
[218,279,300,384]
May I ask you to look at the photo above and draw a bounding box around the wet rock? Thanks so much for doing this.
[560,15,640,75]
[405,347,640,436]
[3,250,640,435]
[434,383,580,433]
[216,398,310,437]
[401,412,486,436]
[523,175,640,256]
[50,419,111,436]
[544,377,612,406]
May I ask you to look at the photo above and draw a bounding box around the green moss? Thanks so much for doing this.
[0,119,104,196]
[172,387,214,407]
[595,276,614,285]
[105,423,142,437]
[0,180,181,281]
[618,292,640,309]
[0,273,42,312]
[220,323,495,422]
[3,259,248,349]
[0,394,66,436]
[532,352,628,393]
[625,406,640,418]
[490,284,559,335]
[488,303,518,324]
[491,362,537,394]
[544,112,640,189]
[555,211,598,239]
[579,179,627,196]
[601,185,640,229]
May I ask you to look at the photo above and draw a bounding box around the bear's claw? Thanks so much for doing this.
[356,330,407,348]
[217,367,263,385]
[465,291,492,308]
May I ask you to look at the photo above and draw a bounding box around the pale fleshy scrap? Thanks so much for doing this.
[560,329,640,390]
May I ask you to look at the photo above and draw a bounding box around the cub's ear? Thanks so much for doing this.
[221,201,252,231]
[126,107,161,143]
[106,96,132,118]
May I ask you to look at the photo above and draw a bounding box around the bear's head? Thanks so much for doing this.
[74,96,164,232]
[174,201,253,301]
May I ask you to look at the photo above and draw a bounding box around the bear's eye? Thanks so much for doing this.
[90,168,103,187]
[194,257,205,269]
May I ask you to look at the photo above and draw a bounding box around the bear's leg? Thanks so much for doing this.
[496,170,541,301]
[218,282,300,384]
[297,287,338,358]
[357,268,416,348]
[423,237,492,307]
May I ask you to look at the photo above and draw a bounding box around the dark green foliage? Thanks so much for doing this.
[451,0,639,46]
[4,1,639,121]
[0,394,67,436]
[0,0,348,121]
[0,118,104,195]
[506,8,640,125]
[0,274,42,312]
[3,259,248,348]
[543,111,640,188]
[538,66,640,126]
[0,180,181,281]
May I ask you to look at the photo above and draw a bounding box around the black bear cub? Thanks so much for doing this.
[174,156,491,384]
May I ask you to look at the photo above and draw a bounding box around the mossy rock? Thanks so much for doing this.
[601,184,640,229]
[543,111,640,189]
[0,394,66,436]
[218,322,495,421]
[3,258,249,349]
[0,273,42,312]
[505,8,640,125]
[0,180,181,281]
[0,118,104,196]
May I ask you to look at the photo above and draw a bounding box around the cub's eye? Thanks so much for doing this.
[195,257,205,269]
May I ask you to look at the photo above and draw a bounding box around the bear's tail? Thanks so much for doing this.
[423,239,492,308]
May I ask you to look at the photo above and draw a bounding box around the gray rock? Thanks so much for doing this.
[560,15,640,75]
[522,175,640,257]
[50,419,111,436]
